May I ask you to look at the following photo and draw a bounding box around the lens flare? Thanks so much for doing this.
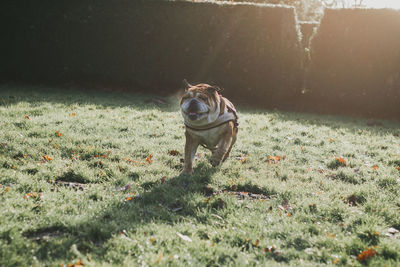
[365,0,400,9]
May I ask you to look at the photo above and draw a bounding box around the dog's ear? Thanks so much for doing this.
[207,85,223,94]
[183,79,192,91]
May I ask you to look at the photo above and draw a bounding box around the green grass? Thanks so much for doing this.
[0,85,399,266]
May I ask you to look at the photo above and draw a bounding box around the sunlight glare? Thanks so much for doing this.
[365,0,400,9]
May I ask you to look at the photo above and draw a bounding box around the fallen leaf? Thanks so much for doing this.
[55,131,62,137]
[25,115,30,120]
[43,155,52,161]
[337,157,346,164]
[264,246,276,253]
[253,239,259,247]
[333,157,347,167]
[177,232,192,242]
[278,198,292,213]
[326,232,335,238]
[161,176,167,183]
[145,155,153,164]
[124,158,137,164]
[357,247,378,262]
[266,155,286,164]
[94,160,103,168]
[71,113,76,117]
[24,192,42,200]
[236,155,247,163]
[168,150,180,156]
[373,165,378,171]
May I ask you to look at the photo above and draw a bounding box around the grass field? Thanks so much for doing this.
[0,85,399,266]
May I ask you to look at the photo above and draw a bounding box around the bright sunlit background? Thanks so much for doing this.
[365,0,400,9]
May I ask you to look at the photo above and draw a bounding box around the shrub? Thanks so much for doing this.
[307,8,400,118]
[0,0,303,105]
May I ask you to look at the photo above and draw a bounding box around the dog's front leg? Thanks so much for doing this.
[210,134,233,167]
[182,131,199,175]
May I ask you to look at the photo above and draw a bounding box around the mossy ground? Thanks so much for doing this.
[0,85,399,266]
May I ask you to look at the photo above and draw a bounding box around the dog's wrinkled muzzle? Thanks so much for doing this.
[187,99,202,111]
[184,99,208,120]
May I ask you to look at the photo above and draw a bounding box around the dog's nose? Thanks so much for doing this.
[187,99,200,112]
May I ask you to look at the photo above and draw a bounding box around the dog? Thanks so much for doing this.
[180,80,238,174]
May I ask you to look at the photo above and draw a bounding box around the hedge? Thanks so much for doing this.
[0,0,303,104]
[307,8,400,118]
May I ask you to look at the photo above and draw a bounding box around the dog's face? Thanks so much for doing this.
[180,82,221,126]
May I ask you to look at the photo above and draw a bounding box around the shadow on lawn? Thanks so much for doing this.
[2,82,399,120]
[253,110,400,134]
[30,162,219,262]
[0,84,181,112]
[1,84,399,134]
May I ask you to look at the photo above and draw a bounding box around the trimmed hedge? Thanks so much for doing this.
[0,0,303,104]
[3,1,398,118]
[307,8,400,118]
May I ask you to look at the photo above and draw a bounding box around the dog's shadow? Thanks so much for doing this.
[137,161,217,207]
[32,162,219,261]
